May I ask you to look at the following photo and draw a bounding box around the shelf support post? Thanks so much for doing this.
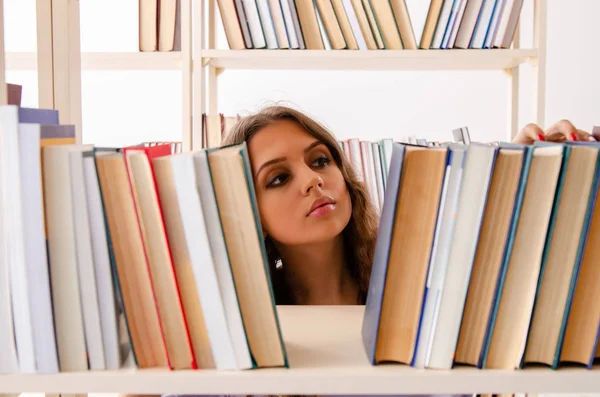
[533,0,547,128]
[36,0,54,110]
[507,22,520,140]
[192,0,206,150]
[181,0,192,152]
[0,0,7,106]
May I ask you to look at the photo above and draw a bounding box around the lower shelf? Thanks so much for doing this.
[1,306,599,394]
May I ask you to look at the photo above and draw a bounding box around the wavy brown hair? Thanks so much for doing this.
[222,105,379,305]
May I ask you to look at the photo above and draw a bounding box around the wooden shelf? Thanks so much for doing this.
[2,305,599,395]
[199,49,538,71]
[6,52,183,71]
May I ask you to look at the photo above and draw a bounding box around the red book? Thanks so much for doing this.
[122,144,197,370]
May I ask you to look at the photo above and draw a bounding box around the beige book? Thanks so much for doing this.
[95,153,169,369]
[124,151,195,369]
[153,159,216,369]
[362,0,384,49]
[331,0,358,49]
[525,146,599,366]
[295,0,325,49]
[375,146,447,364]
[217,0,246,50]
[454,149,524,366]
[369,0,403,49]
[158,0,177,51]
[485,146,563,369]
[267,0,290,49]
[389,0,417,49]
[316,0,347,49]
[420,0,444,49]
[42,145,88,372]
[350,0,377,49]
[139,0,158,51]
[208,145,285,368]
[561,182,600,365]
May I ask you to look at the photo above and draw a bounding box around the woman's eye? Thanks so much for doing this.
[312,155,331,168]
[266,173,289,188]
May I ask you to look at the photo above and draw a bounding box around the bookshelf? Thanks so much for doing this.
[194,0,548,149]
[1,306,600,395]
[3,2,591,397]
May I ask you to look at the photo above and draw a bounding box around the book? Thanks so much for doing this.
[207,142,288,368]
[363,144,448,365]
[483,144,564,369]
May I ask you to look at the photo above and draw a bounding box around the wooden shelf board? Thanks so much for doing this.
[6,52,183,71]
[1,306,599,394]
[200,49,538,71]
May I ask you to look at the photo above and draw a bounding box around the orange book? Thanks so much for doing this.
[122,144,197,370]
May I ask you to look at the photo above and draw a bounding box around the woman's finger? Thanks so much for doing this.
[513,123,545,144]
[544,119,578,141]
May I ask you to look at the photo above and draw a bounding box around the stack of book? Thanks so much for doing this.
[139,0,181,52]
[217,0,524,50]
[363,141,600,370]
[0,105,287,373]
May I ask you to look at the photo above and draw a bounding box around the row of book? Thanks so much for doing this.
[0,105,287,373]
[139,0,181,52]
[363,140,600,370]
[218,0,523,50]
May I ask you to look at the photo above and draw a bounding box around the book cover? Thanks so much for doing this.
[362,143,405,364]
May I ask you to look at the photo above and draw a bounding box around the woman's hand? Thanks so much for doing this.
[513,120,595,144]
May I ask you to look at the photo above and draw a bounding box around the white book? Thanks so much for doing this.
[371,143,385,210]
[348,139,364,182]
[234,0,255,48]
[453,0,484,48]
[484,0,506,48]
[0,108,34,374]
[426,143,496,370]
[447,0,468,48]
[342,0,367,50]
[493,0,523,48]
[194,151,253,370]
[288,0,306,48]
[268,0,290,48]
[242,0,268,48]
[82,153,121,370]
[18,123,59,374]
[279,0,300,48]
[256,0,280,48]
[413,145,466,369]
[168,153,242,370]
[364,142,379,212]
[0,108,25,374]
[430,0,454,49]
[470,0,496,49]
[441,0,462,49]
[69,148,106,371]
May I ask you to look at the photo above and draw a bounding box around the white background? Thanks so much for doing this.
[4,0,600,146]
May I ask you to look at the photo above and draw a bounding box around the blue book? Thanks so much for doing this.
[362,143,405,365]
[18,107,59,124]
[362,143,448,365]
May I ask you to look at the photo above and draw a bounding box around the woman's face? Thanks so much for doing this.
[249,120,352,247]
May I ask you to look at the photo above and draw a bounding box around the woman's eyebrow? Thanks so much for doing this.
[255,141,325,178]
[256,157,285,178]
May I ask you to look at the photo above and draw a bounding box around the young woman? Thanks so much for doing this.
[135,106,589,397]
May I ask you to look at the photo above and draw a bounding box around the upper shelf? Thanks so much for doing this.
[1,305,600,395]
[6,52,183,71]
[200,49,538,71]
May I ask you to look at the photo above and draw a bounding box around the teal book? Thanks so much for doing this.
[519,142,571,369]
[555,144,600,368]
[206,142,288,369]
[480,143,533,368]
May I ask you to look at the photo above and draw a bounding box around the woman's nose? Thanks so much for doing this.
[302,171,324,195]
